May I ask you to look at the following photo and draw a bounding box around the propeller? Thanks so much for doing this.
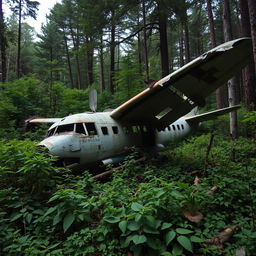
[89,88,97,112]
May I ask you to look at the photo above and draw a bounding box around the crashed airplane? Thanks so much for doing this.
[27,38,252,168]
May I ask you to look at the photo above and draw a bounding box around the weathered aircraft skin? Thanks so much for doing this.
[28,38,252,168]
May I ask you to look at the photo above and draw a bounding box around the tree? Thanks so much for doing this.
[158,0,169,76]
[240,0,256,110]
[223,0,239,139]
[0,0,7,83]
[206,0,226,109]
[9,0,39,79]
[248,0,256,82]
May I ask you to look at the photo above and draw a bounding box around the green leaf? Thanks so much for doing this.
[190,236,205,243]
[127,220,141,231]
[25,213,33,224]
[132,235,147,245]
[119,220,127,233]
[44,206,57,216]
[172,244,183,255]
[161,252,172,256]
[165,230,176,245]
[177,236,193,253]
[146,237,164,250]
[53,213,62,226]
[104,216,120,223]
[143,225,160,234]
[176,228,193,235]
[10,213,23,222]
[63,213,75,233]
[161,222,173,230]
[122,235,133,248]
[131,202,144,212]
[135,213,142,223]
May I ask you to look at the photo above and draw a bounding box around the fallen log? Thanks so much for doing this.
[92,157,147,179]
[205,225,240,247]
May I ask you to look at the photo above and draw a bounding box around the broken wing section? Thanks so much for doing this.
[25,118,61,131]
[185,105,240,124]
[110,38,252,130]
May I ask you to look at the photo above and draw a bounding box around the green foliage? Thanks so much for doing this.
[0,135,256,255]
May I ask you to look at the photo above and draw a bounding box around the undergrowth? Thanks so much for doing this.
[0,134,256,255]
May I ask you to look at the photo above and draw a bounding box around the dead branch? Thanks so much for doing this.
[205,225,240,247]
[186,170,202,175]
[208,186,218,196]
[194,176,201,186]
[92,157,146,179]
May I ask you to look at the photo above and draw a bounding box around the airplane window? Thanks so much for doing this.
[112,126,118,134]
[132,126,137,133]
[123,127,129,134]
[101,126,108,135]
[76,123,86,135]
[85,123,98,135]
[168,126,171,131]
[55,124,74,134]
[181,124,184,130]
[172,125,176,131]
[177,125,180,130]
[141,126,147,132]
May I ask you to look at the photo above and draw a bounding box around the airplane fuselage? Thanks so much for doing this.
[39,112,195,168]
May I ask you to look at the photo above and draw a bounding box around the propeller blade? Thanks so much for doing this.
[89,88,97,112]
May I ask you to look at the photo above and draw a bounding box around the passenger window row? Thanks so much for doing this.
[101,126,119,135]
[157,124,185,132]
[123,125,148,134]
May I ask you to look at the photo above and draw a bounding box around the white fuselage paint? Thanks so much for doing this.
[39,112,194,167]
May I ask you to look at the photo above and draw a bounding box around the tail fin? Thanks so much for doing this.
[185,105,240,124]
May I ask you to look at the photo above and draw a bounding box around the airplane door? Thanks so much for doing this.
[98,125,114,158]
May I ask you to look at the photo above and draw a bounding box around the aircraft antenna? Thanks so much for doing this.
[89,88,97,112]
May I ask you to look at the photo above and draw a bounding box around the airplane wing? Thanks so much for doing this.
[185,105,240,124]
[110,38,252,130]
[26,118,62,124]
[24,118,61,131]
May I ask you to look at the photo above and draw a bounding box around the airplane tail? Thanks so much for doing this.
[185,105,240,124]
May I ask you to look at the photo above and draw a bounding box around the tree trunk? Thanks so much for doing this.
[99,35,105,92]
[0,0,7,83]
[142,0,149,81]
[179,28,184,67]
[158,2,169,77]
[109,9,116,94]
[206,0,226,108]
[86,37,94,86]
[69,22,81,89]
[206,0,216,48]
[183,22,190,64]
[63,33,74,89]
[17,0,22,79]
[223,0,239,139]
[240,0,256,110]
[248,0,256,99]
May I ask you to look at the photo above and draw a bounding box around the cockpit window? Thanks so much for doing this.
[47,128,56,137]
[75,123,86,135]
[55,124,74,134]
[85,123,97,135]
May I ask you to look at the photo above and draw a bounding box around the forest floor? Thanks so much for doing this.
[0,133,256,256]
